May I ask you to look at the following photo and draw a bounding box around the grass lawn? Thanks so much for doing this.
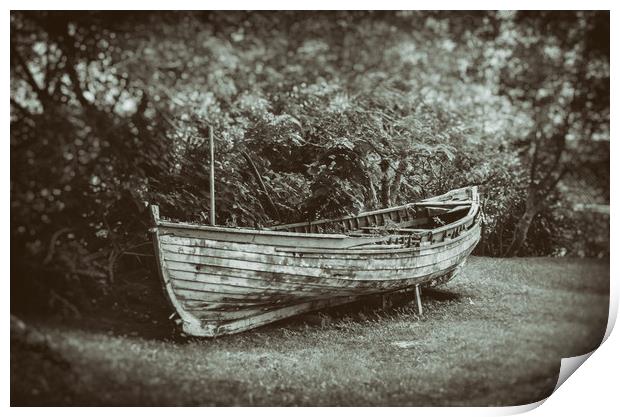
[11,256,609,406]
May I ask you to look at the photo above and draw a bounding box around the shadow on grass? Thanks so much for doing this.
[205,285,465,341]
[12,257,610,406]
[40,276,466,344]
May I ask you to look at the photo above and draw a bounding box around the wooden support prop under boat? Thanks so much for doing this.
[415,285,423,315]
[149,185,481,337]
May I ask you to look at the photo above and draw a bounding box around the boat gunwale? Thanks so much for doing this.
[156,220,348,239]
[266,186,476,231]
[160,220,480,257]
[153,186,480,244]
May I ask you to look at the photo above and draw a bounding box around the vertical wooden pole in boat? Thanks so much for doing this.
[415,285,423,315]
[209,125,216,226]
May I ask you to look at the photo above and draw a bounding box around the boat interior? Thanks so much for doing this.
[268,187,478,240]
[152,187,479,250]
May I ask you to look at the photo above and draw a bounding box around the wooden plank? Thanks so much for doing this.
[158,221,347,239]
[185,305,277,321]
[417,201,473,207]
[159,226,397,249]
[183,261,468,336]
[172,279,323,297]
[167,269,417,292]
[162,240,478,283]
[169,276,341,296]
[160,231,479,273]
[162,238,476,279]
[173,287,311,305]
[178,261,459,318]
[173,226,478,264]
[160,223,480,258]
[189,296,366,337]
[360,226,428,234]
[273,225,479,255]
[426,205,470,216]
[267,186,476,232]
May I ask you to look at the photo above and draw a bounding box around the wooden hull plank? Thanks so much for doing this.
[159,229,479,273]
[160,235,479,282]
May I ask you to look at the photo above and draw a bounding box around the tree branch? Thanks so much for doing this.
[389,159,407,203]
[535,128,568,196]
[43,227,73,265]
[543,166,568,197]
[53,24,96,113]
[528,130,541,186]
[11,45,50,109]
[530,167,569,214]
[10,98,32,119]
[241,150,282,221]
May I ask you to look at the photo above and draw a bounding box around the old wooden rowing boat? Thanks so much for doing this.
[150,186,481,337]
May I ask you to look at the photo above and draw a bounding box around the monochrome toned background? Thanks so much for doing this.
[11,11,609,406]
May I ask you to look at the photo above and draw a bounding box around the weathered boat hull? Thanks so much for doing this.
[151,186,481,336]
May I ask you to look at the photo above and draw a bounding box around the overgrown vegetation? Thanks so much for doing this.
[10,11,609,315]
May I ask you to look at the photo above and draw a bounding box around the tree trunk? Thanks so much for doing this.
[380,159,391,207]
[504,209,536,257]
[504,166,566,257]
[367,178,379,209]
[389,160,406,205]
